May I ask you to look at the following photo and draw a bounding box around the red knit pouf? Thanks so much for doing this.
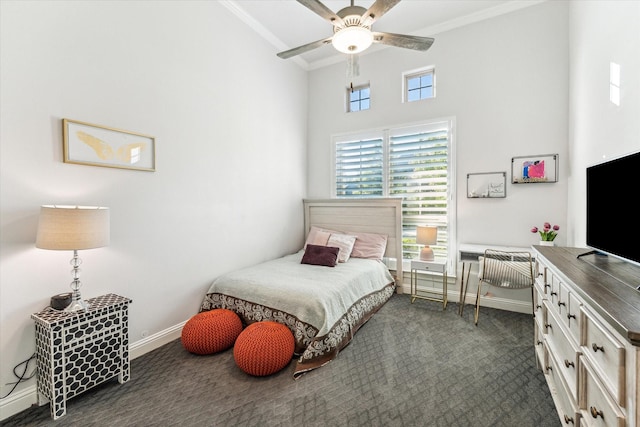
[233,321,295,376]
[181,309,243,355]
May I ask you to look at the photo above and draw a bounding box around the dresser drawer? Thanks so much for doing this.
[544,301,580,401]
[581,307,626,406]
[580,358,625,427]
[566,291,581,344]
[546,346,581,426]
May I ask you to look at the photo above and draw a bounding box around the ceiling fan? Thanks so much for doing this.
[277,0,435,59]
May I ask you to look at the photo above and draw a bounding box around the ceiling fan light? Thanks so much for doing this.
[332,26,373,54]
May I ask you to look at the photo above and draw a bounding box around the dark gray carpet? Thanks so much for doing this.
[2,295,560,426]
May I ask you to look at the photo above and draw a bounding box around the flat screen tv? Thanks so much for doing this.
[586,150,640,267]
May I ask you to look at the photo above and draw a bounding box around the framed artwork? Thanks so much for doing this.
[467,172,506,198]
[511,154,558,183]
[63,119,156,171]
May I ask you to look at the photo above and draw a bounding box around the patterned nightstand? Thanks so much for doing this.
[31,293,132,419]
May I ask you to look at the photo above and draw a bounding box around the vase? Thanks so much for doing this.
[539,241,555,246]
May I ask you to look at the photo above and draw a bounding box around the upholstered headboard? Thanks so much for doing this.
[303,198,403,286]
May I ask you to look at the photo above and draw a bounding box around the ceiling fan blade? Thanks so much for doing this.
[297,0,344,27]
[372,32,434,51]
[361,0,401,26]
[277,37,333,59]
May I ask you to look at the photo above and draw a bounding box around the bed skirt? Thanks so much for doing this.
[200,281,395,378]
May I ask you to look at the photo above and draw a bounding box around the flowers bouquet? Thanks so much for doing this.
[531,222,559,241]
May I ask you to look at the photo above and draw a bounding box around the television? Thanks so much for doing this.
[586,150,640,268]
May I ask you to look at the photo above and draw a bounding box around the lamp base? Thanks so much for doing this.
[65,297,90,312]
[420,246,434,261]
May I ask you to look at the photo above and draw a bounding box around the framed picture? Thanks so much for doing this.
[467,172,506,198]
[511,154,557,183]
[63,119,156,171]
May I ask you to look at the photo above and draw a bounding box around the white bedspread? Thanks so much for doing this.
[205,250,393,335]
[200,250,395,377]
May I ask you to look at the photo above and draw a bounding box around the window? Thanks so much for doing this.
[334,119,456,271]
[404,68,435,102]
[347,84,370,112]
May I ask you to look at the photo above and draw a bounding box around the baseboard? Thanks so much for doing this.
[129,321,186,360]
[398,283,532,314]
[0,321,187,421]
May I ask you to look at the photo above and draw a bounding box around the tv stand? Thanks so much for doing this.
[531,246,640,426]
[576,249,601,259]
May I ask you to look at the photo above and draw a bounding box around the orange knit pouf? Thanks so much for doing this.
[181,309,243,355]
[233,321,295,376]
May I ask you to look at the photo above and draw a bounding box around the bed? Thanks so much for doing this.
[199,198,403,378]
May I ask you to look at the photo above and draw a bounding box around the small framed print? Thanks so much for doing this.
[511,154,558,184]
[467,172,506,198]
[63,119,156,171]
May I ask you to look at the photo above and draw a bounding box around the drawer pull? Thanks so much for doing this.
[545,365,552,373]
[567,313,576,320]
[550,291,558,297]
[544,283,551,289]
[590,406,604,419]
[563,414,574,424]
[537,340,543,346]
[545,323,552,331]
[536,304,542,309]
[557,301,566,307]
[563,359,574,368]
[591,343,604,353]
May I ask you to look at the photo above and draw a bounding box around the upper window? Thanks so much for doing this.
[347,84,370,112]
[333,119,456,272]
[404,68,435,102]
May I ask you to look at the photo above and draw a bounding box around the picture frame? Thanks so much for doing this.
[63,119,156,171]
[511,154,557,184]
[467,172,506,198]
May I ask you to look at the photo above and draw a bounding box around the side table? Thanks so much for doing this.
[31,293,132,419]
[410,259,447,309]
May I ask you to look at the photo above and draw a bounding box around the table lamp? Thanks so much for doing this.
[416,226,437,261]
[36,205,110,311]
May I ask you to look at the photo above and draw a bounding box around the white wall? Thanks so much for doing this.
[307,1,569,250]
[567,1,640,246]
[0,0,307,412]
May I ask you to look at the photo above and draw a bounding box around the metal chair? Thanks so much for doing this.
[474,249,535,325]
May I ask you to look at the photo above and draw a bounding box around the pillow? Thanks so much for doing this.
[347,231,388,260]
[301,244,339,267]
[304,226,334,249]
[327,233,357,263]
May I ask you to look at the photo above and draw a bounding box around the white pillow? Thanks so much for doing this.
[327,233,357,263]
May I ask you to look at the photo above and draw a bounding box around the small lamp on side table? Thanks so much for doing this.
[416,226,437,261]
[36,205,110,311]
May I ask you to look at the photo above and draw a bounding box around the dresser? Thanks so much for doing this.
[532,246,639,426]
[31,294,132,419]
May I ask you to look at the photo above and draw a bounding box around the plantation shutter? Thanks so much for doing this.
[335,137,384,197]
[333,120,452,261]
[389,125,449,258]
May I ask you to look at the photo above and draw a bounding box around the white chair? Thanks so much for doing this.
[474,249,535,325]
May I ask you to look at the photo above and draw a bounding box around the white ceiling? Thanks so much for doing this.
[222,0,545,69]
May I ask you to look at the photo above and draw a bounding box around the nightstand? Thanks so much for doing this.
[31,293,132,419]
[410,259,447,309]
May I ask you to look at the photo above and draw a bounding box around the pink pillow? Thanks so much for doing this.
[348,231,388,260]
[304,226,336,249]
[301,244,339,267]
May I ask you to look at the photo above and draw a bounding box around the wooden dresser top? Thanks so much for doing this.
[533,246,640,346]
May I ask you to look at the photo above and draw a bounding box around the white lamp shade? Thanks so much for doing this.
[416,226,437,246]
[36,205,110,250]
[332,26,374,54]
